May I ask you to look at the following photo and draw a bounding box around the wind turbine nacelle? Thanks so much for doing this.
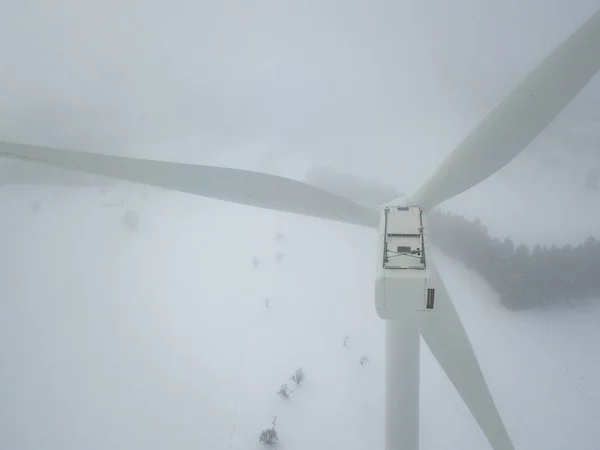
[375,205,435,319]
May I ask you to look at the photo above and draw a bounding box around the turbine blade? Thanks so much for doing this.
[419,263,514,450]
[0,141,379,228]
[413,7,600,210]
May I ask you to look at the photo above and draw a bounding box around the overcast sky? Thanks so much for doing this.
[1,0,599,192]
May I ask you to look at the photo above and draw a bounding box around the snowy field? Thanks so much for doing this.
[1,183,599,450]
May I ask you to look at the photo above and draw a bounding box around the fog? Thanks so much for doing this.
[1,1,600,449]
[2,1,599,187]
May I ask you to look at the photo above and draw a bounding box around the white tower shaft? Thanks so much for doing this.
[386,317,420,450]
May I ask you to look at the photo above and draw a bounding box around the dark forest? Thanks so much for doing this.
[428,210,600,310]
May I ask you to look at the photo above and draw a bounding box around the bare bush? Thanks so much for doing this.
[343,334,350,347]
[290,368,305,386]
[30,200,42,213]
[122,209,140,231]
[277,383,292,399]
[259,416,279,447]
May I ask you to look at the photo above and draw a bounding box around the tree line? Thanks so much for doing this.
[428,210,600,310]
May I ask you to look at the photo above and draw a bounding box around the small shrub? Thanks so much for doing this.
[275,251,285,262]
[274,232,285,243]
[360,355,370,366]
[290,368,305,386]
[259,428,278,447]
[122,209,140,231]
[277,383,292,399]
[252,256,260,268]
[343,334,350,347]
[259,416,279,447]
[30,200,42,213]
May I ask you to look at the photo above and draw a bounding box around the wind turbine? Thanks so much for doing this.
[2,8,600,450]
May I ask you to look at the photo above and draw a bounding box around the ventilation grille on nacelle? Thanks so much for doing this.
[426,288,435,310]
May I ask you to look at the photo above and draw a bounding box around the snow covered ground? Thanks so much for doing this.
[1,184,599,450]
